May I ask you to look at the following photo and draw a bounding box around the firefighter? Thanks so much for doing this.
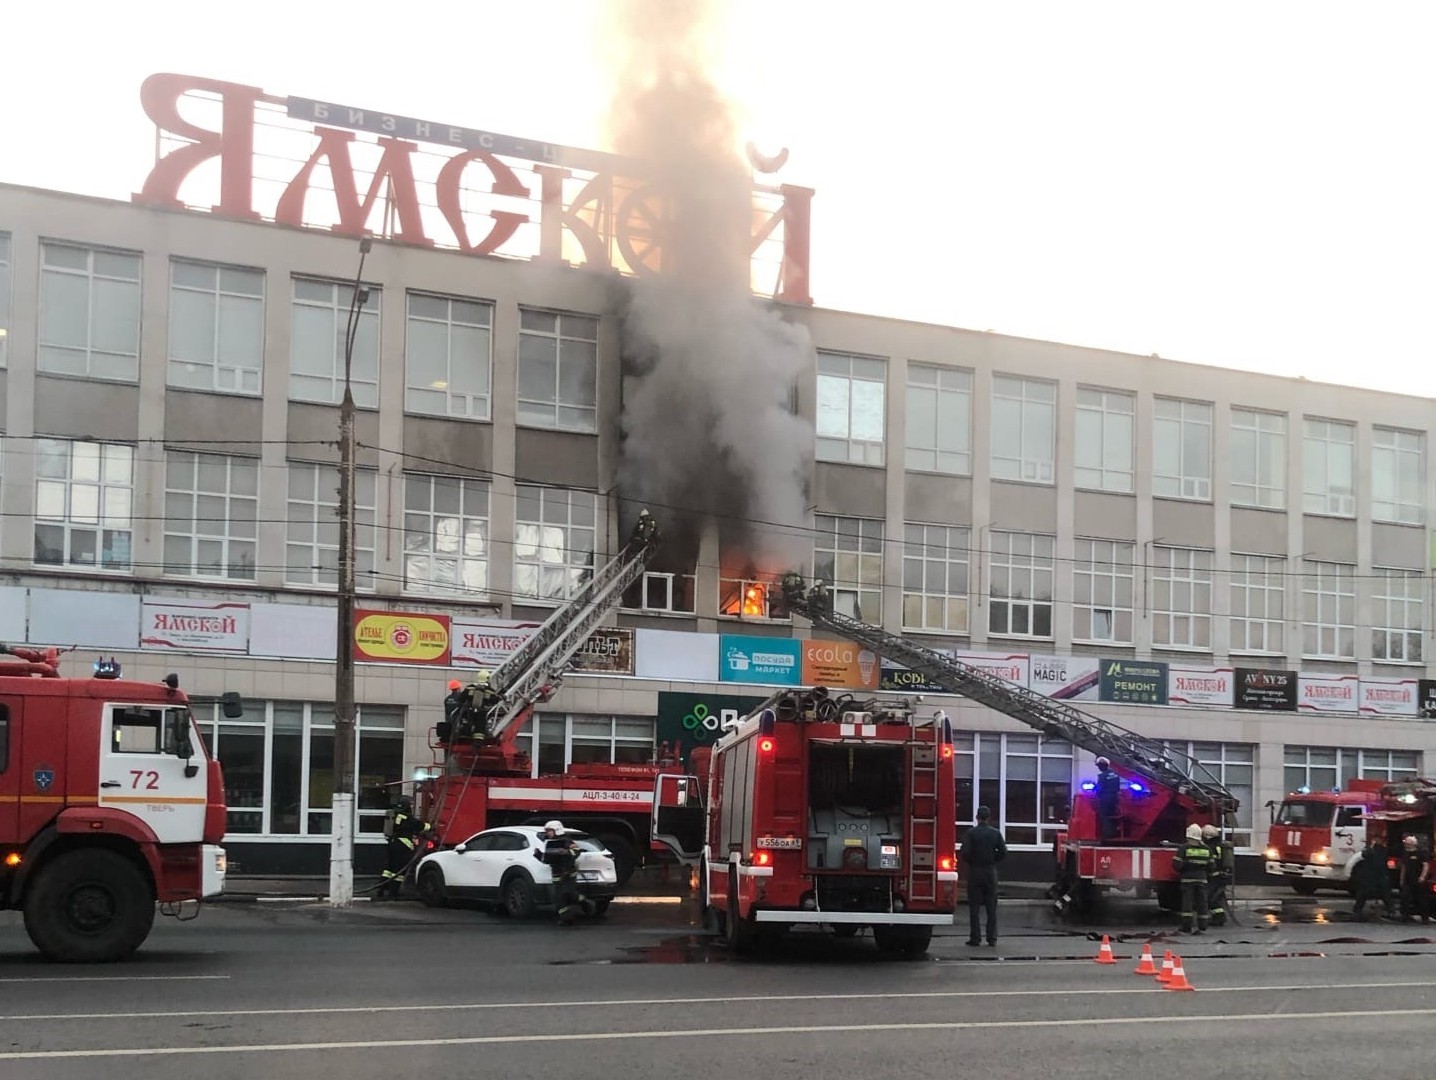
[807,578,832,614]
[1398,835,1430,923]
[442,678,466,739]
[1174,822,1213,933]
[631,508,659,545]
[379,796,430,898]
[1350,836,1393,921]
[1094,757,1121,841]
[541,820,593,925]
[959,805,1008,946]
[1203,824,1234,927]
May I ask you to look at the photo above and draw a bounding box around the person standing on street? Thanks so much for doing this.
[1095,757,1122,841]
[1398,835,1430,924]
[1174,823,1213,933]
[541,820,593,926]
[1350,837,1392,921]
[960,805,1008,946]
[1203,824,1234,927]
[378,796,430,899]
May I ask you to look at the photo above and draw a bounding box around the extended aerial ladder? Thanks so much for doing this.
[417,514,661,844]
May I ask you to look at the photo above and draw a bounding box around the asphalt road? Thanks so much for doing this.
[3,896,1436,1080]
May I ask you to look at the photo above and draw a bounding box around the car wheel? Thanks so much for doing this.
[416,866,448,908]
[589,897,612,916]
[502,872,536,919]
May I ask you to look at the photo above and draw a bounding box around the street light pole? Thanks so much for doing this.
[330,235,372,908]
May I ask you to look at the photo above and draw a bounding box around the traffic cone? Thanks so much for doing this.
[1156,949,1175,983]
[1133,942,1158,976]
[1164,955,1195,991]
[1094,935,1116,964]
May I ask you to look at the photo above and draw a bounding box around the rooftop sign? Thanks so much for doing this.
[132,74,812,304]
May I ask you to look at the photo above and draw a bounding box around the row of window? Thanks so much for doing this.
[0,238,598,431]
[822,355,1426,525]
[823,517,1428,662]
[195,696,1422,852]
[4,441,1431,659]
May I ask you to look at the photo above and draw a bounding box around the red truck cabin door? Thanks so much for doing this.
[98,701,207,843]
[0,696,17,841]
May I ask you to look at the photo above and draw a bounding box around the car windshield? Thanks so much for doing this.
[1275,800,1335,827]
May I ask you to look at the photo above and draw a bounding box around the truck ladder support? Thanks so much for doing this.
[782,584,1237,817]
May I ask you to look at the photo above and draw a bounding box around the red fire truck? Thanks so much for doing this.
[1264,780,1385,895]
[412,520,666,883]
[653,686,958,956]
[0,644,240,962]
[772,575,1240,918]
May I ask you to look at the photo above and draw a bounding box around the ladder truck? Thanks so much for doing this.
[412,516,667,883]
[772,574,1240,916]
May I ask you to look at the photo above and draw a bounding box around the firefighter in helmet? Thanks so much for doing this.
[1173,823,1213,933]
[442,679,466,740]
[1203,824,1234,927]
[807,577,831,614]
[541,820,594,925]
[379,795,430,898]
[1094,757,1121,841]
[631,508,659,546]
[1398,834,1430,923]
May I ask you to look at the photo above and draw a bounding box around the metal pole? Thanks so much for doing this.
[329,236,372,907]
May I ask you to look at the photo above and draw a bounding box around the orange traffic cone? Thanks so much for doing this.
[1133,942,1157,976]
[1094,935,1116,964]
[1156,949,1175,983]
[1164,955,1195,991]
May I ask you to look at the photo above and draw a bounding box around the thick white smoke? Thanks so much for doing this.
[606,0,813,568]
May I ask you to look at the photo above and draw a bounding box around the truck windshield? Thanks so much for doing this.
[1275,801,1335,827]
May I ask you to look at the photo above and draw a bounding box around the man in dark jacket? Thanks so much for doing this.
[378,797,429,898]
[1095,757,1122,840]
[1350,837,1392,921]
[1203,824,1234,927]
[1398,835,1430,924]
[541,820,593,925]
[1174,823,1213,933]
[960,806,1008,946]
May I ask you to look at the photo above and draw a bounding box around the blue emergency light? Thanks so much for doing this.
[93,657,122,679]
[1128,781,1146,794]
[1080,781,1097,793]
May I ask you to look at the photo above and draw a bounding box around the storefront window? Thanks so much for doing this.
[954,731,1074,847]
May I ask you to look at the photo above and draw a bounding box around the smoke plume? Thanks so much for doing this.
[605,0,812,571]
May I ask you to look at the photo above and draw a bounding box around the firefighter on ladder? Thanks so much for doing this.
[631,508,659,546]
[378,796,430,898]
[1174,823,1213,933]
[1203,823,1234,927]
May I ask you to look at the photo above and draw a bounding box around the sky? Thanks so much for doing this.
[5,1,1436,397]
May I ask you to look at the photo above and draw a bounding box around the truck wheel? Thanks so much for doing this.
[726,867,755,954]
[873,926,931,958]
[595,834,638,885]
[1292,880,1319,896]
[502,872,536,919]
[23,850,155,963]
[417,866,448,908]
[589,897,612,916]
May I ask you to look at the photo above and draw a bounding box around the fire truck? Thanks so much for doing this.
[1263,780,1385,894]
[412,518,666,884]
[0,644,240,962]
[652,686,958,956]
[1362,778,1436,907]
[766,574,1240,917]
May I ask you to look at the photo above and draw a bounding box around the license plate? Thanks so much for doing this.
[757,837,802,850]
[578,871,601,882]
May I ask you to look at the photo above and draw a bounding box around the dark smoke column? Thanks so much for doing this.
[607,0,813,572]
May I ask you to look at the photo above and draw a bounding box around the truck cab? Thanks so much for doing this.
[1264,784,1381,894]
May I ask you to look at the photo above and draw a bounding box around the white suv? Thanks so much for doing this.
[414,826,619,918]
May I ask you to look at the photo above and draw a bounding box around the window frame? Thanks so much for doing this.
[512,485,598,603]
[1073,387,1135,494]
[167,258,265,395]
[1152,397,1212,501]
[990,375,1056,485]
[1371,567,1424,665]
[987,531,1055,640]
[402,473,491,597]
[404,291,495,421]
[288,277,381,408]
[515,307,599,433]
[1300,559,1356,660]
[813,514,885,622]
[32,438,135,572]
[1301,418,1356,517]
[37,241,143,383]
[1229,553,1286,655]
[1371,426,1424,525]
[900,522,970,634]
[283,461,377,589]
[0,230,11,369]
[1072,538,1135,644]
[163,450,260,581]
[1229,408,1287,510]
[1151,545,1213,651]
[905,364,972,475]
[815,350,887,467]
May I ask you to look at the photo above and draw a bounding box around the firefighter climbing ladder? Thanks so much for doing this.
[782,585,1238,819]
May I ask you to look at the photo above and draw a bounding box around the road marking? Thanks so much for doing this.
[7,1007,1436,1060]
[6,980,1436,1022]
[0,975,229,985]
